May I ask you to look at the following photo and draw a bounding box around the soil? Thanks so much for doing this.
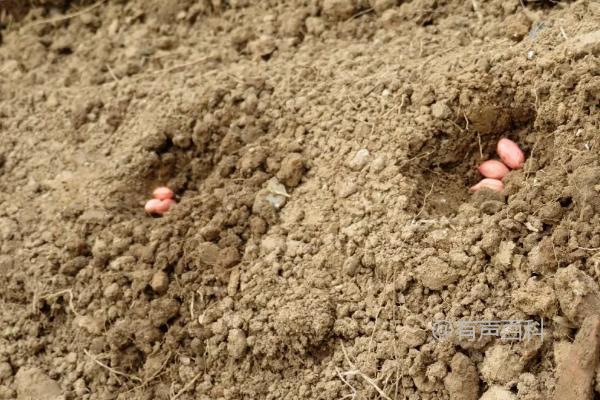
[0,0,599,399]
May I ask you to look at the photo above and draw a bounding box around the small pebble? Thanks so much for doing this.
[348,148,370,171]
[151,271,169,294]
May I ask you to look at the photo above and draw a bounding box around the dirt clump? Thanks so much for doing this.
[555,265,600,327]
[480,386,516,400]
[443,352,479,400]
[14,367,64,400]
[553,315,600,400]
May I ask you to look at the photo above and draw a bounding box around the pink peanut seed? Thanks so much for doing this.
[153,186,174,200]
[469,178,504,193]
[496,138,525,169]
[155,199,176,214]
[144,199,162,214]
[478,160,510,180]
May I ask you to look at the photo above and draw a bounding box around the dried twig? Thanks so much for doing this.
[560,26,568,40]
[170,371,203,400]
[106,64,120,83]
[412,183,435,223]
[127,352,172,393]
[40,289,82,317]
[471,0,483,21]
[461,112,482,159]
[190,292,195,321]
[22,0,106,29]
[339,342,392,400]
[84,349,142,383]
[351,7,374,19]
[336,367,358,400]
[154,57,210,76]
[116,56,213,86]
[399,151,433,168]
[368,300,385,353]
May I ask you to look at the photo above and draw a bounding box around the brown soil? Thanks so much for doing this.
[0,0,599,399]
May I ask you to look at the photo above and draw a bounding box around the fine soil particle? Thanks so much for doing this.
[0,0,599,399]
